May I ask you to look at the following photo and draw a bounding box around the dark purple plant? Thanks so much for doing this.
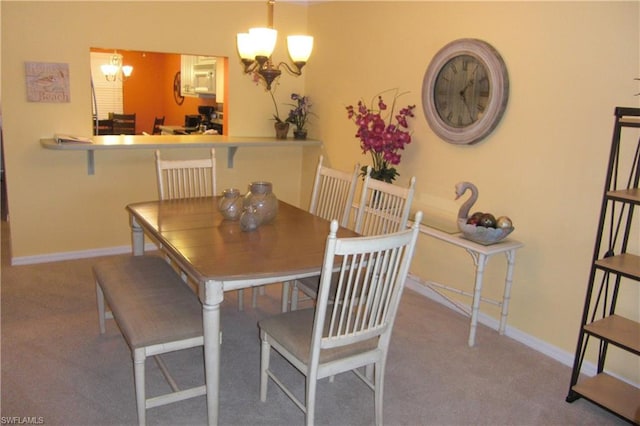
[286,93,313,131]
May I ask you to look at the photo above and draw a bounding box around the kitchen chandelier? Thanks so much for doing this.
[236,0,313,90]
[101,52,133,82]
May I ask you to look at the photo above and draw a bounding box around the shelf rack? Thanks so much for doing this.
[565,107,640,424]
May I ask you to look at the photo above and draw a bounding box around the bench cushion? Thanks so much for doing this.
[94,256,203,349]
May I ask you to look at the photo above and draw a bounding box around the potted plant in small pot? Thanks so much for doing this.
[286,93,314,140]
[269,87,289,139]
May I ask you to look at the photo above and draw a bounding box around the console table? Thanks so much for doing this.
[415,223,524,347]
[41,135,321,175]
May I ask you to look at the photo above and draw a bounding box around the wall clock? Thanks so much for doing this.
[422,38,509,145]
[173,71,185,105]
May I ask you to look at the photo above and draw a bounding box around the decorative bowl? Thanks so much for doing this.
[458,221,514,245]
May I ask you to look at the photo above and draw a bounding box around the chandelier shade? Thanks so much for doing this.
[237,0,313,90]
[287,35,313,63]
[101,53,133,82]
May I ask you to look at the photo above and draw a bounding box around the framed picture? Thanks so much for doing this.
[25,62,70,103]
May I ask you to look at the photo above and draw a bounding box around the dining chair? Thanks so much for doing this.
[155,149,217,200]
[259,211,423,426]
[95,118,113,135]
[112,113,136,135]
[291,167,416,310]
[288,155,360,311]
[152,116,165,135]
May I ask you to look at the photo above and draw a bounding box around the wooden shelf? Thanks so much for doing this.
[584,315,640,354]
[572,373,640,424]
[595,253,640,280]
[607,188,640,204]
[41,135,322,174]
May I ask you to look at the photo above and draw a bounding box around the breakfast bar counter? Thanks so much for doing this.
[41,134,322,174]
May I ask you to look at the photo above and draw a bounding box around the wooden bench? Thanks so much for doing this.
[93,255,205,426]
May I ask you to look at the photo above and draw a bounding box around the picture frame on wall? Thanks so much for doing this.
[25,61,70,103]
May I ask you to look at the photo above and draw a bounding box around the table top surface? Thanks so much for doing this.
[127,197,359,287]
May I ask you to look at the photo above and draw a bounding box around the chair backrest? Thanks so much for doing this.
[308,155,360,228]
[152,116,165,135]
[95,119,113,135]
[112,113,136,135]
[310,211,422,361]
[354,168,416,236]
[155,149,217,200]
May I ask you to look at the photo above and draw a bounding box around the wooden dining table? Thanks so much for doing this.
[126,196,358,425]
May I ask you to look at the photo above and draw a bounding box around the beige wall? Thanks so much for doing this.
[2,1,639,384]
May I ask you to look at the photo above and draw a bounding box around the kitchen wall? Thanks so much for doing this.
[2,0,639,386]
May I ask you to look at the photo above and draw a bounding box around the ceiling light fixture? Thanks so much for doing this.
[236,0,313,90]
[101,52,133,82]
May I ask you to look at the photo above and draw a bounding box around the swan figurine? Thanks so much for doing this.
[455,181,479,226]
[454,181,514,245]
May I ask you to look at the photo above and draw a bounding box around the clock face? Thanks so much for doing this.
[422,39,509,145]
[434,55,490,128]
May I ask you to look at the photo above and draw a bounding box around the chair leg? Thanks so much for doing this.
[260,337,271,402]
[374,361,384,426]
[305,374,318,426]
[290,283,299,311]
[238,289,244,311]
[251,288,258,308]
[96,282,106,334]
[365,364,374,381]
[133,349,146,426]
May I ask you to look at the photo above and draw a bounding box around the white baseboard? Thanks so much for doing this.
[407,276,639,388]
[11,242,158,265]
[405,275,597,376]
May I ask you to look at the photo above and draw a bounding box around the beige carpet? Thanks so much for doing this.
[0,221,626,425]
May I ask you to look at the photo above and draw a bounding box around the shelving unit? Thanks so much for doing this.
[565,107,640,424]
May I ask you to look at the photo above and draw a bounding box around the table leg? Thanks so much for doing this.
[468,252,488,347]
[202,280,224,426]
[499,249,517,335]
[130,216,144,256]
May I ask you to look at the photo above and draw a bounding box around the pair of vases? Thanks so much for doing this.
[218,181,278,232]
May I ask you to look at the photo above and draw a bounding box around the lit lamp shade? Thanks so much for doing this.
[121,65,133,77]
[237,33,255,60]
[249,27,277,58]
[287,35,313,63]
[100,64,118,78]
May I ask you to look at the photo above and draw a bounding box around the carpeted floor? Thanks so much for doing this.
[0,221,626,425]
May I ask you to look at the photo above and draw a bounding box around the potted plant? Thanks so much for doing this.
[285,93,314,140]
[269,87,289,139]
[346,89,416,183]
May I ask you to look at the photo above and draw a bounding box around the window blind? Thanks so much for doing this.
[90,52,123,120]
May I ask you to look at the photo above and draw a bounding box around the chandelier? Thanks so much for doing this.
[237,0,313,90]
[101,53,133,82]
